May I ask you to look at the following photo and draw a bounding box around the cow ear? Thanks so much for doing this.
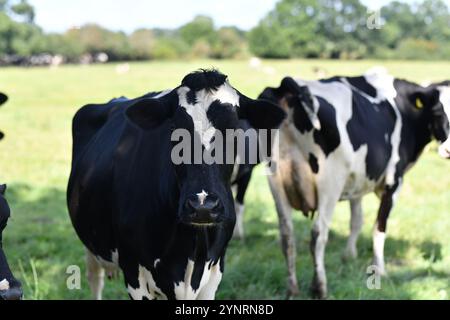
[126,98,172,130]
[0,93,7,106]
[0,184,7,195]
[238,95,286,129]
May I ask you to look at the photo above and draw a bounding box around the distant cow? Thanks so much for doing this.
[67,69,285,300]
[0,185,22,300]
[259,69,450,298]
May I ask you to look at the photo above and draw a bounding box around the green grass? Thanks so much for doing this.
[0,59,449,300]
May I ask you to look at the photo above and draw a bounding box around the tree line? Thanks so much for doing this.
[0,0,449,64]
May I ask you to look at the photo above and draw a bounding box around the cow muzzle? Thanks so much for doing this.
[183,193,222,226]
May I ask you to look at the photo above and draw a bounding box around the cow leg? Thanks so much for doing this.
[310,196,339,299]
[268,175,298,298]
[86,250,105,300]
[343,197,364,261]
[232,171,252,240]
[372,182,401,276]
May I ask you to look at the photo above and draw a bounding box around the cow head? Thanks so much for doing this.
[430,82,450,159]
[126,69,285,227]
[402,81,450,159]
[0,185,23,300]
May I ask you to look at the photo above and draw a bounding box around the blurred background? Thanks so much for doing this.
[0,0,449,300]
[0,0,449,65]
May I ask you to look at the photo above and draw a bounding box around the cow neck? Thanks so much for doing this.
[395,96,433,164]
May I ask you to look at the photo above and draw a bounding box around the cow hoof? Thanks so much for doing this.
[0,287,23,300]
[371,260,388,277]
[341,250,358,263]
[310,282,327,300]
[286,286,300,300]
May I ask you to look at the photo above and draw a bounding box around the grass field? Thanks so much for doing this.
[0,59,449,300]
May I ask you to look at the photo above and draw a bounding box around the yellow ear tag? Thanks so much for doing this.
[416,98,424,109]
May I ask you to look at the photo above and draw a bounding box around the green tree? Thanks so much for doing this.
[11,0,34,23]
[129,29,155,59]
[179,15,217,46]
[248,21,291,58]
[211,27,246,59]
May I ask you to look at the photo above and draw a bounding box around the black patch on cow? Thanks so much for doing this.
[312,97,341,157]
[207,100,239,131]
[319,76,341,84]
[345,76,378,98]
[346,89,396,181]
[291,96,314,134]
[182,69,227,92]
[309,153,319,174]
[186,89,197,105]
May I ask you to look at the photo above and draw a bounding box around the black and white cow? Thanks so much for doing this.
[259,68,450,299]
[67,69,285,300]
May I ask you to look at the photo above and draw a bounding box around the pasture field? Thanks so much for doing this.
[0,59,449,300]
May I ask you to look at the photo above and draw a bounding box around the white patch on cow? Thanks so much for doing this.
[232,202,245,239]
[124,259,222,300]
[438,86,450,158]
[174,259,222,300]
[196,261,223,300]
[340,145,376,200]
[154,259,161,269]
[372,229,387,275]
[197,190,208,205]
[363,71,402,187]
[127,265,167,300]
[0,279,10,291]
[177,82,240,150]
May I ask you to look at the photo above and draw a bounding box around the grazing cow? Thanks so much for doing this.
[0,185,23,300]
[67,69,285,300]
[259,69,450,298]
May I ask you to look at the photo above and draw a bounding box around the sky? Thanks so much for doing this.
[27,0,445,33]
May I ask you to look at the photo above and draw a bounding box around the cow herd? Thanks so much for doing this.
[0,67,449,300]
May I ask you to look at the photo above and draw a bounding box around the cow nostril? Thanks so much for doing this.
[210,199,220,210]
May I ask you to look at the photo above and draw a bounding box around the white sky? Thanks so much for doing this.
[28,0,447,33]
